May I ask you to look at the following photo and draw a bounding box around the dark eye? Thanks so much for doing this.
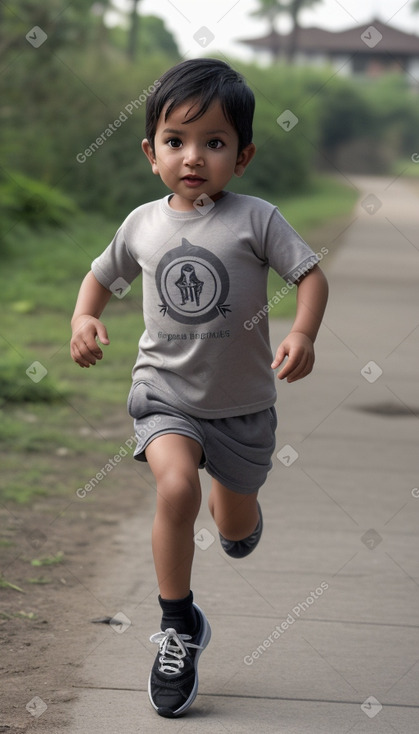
[167,138,182,148]
[207,139,223,149]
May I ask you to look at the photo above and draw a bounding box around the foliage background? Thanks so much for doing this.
[1,1,419,503]
[1,1,419,235]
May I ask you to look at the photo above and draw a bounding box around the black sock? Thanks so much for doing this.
[159,590,198,635]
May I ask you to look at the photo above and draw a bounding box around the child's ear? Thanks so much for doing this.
[234,143,256,178]
[141,138,159,175]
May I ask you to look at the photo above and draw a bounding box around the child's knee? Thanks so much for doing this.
[156,470,201,521]
[208,485,258,538]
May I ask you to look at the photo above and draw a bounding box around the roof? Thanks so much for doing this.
[239,19,419,55]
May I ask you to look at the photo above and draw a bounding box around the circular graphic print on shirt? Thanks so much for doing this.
[155,238,231,325]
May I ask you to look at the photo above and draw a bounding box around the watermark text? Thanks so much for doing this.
[244,582,329,665]
[244,249,328,331]
[76,82,160,163]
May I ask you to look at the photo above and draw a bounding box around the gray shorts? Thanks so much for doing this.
[127,381,277,495]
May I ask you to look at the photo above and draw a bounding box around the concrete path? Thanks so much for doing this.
[70,176,419,732]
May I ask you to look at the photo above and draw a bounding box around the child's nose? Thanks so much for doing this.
[183,145,204,166]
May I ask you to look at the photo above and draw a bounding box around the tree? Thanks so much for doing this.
[251,0,323,61]
[251,0,284,34]
[287,0,323,62]
[0,0,96,55]
[109,15,180,60]
[127,0,141,61]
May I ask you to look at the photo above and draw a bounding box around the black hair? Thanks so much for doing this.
[145,58,255,154]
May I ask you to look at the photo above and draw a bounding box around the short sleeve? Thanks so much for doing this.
[91,221,141,290]
[264,208,319,284]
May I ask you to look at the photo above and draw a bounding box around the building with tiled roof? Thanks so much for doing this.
[239,19,419,79]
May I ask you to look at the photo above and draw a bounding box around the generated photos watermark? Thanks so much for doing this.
[75,418,160,499]
[76,81,160,164]
[193,193,215,215]
[76,436,137,498]
[194,527,215,550]
[277,109,299,132]
[26,696,47,718]
[361,695,382,718]
[26,360,48,383]
[360,26,383,49]
[244,582,329,665]
[361,193,382,215]
[244,248,328,331]
[361,528,383,550]
[26,26,48,48]
[360,360,382,383]
[109,611,132,634]
[193,26,215,48]
[277,444,299,467]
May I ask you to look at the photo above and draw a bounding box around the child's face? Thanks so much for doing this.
[142,99,255,210]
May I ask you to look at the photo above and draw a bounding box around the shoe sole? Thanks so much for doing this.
[219,501,263,558]
[148,603,211,718]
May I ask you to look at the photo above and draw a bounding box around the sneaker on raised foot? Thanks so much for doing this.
[148,603,211,718]
[219,501,263,558]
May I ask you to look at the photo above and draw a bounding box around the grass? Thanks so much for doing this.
[0,577,25,593]
[392,156,419,179]
[30,552,64,567]
[1,213,140,504]
[267,175,359,317]
[277,175,359,235]
[0,175,358,504]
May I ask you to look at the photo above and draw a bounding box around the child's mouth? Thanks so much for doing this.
[182,176,206,188]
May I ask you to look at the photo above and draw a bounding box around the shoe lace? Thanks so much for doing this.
[150,627,202,675]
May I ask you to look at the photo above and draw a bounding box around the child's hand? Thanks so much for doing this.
[271,331,314,383]
[70,316,110,368]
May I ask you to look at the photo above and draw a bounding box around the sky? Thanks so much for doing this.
[111,0,419,61]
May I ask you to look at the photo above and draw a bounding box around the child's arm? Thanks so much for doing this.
[70,271,112,368]
[271,264,328,383]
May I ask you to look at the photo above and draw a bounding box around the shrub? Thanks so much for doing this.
[0,172,78,252]
[0,352,67,407]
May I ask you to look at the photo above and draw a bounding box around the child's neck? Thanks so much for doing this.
[168,191,224,211]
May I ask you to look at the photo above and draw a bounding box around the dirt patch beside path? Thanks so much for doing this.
[0,410,153,732]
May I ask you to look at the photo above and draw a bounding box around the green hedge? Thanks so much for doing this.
[2,45,418,220]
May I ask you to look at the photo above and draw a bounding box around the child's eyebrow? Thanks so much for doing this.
[162,127,230,136]
[205,129,230,136]
[162,128,183,135]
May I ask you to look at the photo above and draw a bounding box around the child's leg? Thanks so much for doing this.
[208,479,259,541]
[145,434,211,719]
[145,433,202,600]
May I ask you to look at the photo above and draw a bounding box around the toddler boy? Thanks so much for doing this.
[70,57,328,718]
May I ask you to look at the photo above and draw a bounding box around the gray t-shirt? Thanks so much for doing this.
[91,192,319,419]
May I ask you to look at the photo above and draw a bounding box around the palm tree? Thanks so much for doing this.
[251,0,284,34]
[251,0,323,61]
[288,0,324,61]
[127,0,142,61]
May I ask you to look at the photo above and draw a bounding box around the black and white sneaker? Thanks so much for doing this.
[219,501,263,558]
[148,603,211,718]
